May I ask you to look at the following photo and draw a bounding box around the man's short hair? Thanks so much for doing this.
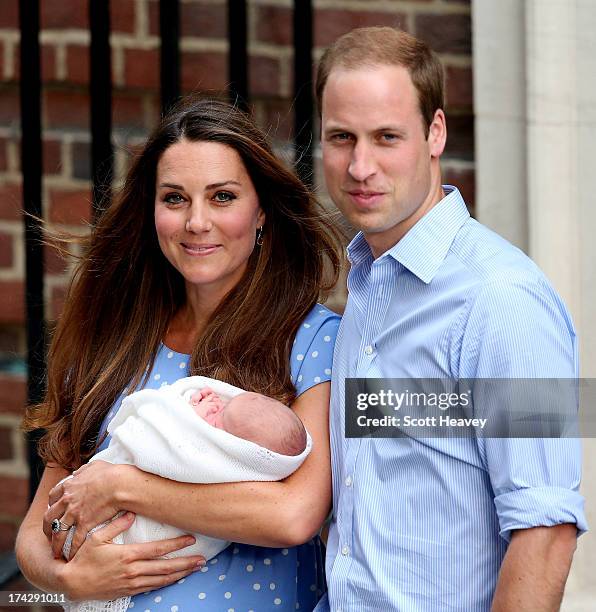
[315,26,445,136]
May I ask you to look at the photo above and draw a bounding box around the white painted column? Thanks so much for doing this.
[526,0,580,320]
[575,0,596,379]
[473,0,596,607]
[472,0,527,250]
[562,2,596,608]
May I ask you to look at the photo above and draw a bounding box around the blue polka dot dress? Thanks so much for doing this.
[95,304,340,611]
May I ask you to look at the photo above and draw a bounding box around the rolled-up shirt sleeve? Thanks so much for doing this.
[459,274,588,541]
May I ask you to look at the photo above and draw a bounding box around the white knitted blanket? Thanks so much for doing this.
[62,376,311,612]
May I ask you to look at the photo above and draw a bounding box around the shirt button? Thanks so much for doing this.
[341,545,350,556]
[345,475,353,487]
[364,345,373,355]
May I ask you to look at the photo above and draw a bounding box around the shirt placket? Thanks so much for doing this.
[334,258,394,609]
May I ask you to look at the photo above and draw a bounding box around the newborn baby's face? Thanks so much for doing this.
[190,387,227,429]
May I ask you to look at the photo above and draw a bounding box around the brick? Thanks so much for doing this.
[0,280,24,324]
[315,10,408,48]
[147,0,159,35]
[45,90,90,130]
[48,188,92,225]
[42,44,58,82]
[16,44,59,83]
[113,92,147,131]
[0,231,13,268]
[41,0,89,30]
[446,65,473,109]
[44,243,69,275]
[65,45,90,85]
[145,93,161,127]
[256,6,291,46]
[181,2,227,39]
[0,88,19,127]
[18,138,66,175]
[444,113,474,161]
[71,141,91,181]
[0,137,7,171]
[124,48,159,89]
[0,475,29,517]
[249,56,281,97]
[443,167,475,212]
[181,51,226,93]
[148,1,227,38]
[0,427,13,460]
[111,0,137,34]
[257,99,294,142]
[415,14,471,55]
[51,284,67,320]
[43,138,62,175]
[0,325,24,355]
[0,0,18,29]
[0,183,22,220]
[0,374,27,415]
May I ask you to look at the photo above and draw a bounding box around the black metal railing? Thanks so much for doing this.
[19,0,315,500]
[19,0,46,503]
[228,0,249,112]
[90,0,113,219]
[293,0,314,186]
[160,0,180,115]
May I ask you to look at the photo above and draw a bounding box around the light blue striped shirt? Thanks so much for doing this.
[318,187,587,611]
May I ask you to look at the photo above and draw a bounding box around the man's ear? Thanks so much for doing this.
[428,109,447,158]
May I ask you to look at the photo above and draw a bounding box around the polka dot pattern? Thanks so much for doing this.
[290,307,340,397]
[93,304,339,611]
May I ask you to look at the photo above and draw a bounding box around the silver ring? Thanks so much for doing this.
[51,518,72,533]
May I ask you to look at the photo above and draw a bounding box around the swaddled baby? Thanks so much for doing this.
[189,386,307,456]
[61,377,312,612]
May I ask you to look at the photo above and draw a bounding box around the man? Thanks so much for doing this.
[315,27,586,611]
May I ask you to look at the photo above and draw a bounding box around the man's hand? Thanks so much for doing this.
[491,524,577,611]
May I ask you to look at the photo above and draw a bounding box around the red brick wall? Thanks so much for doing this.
[0,0,473,552]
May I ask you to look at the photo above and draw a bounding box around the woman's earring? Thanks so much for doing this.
[256,226,264,246]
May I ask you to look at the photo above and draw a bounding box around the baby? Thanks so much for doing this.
[189,387,307,456]
[61,377,312,612]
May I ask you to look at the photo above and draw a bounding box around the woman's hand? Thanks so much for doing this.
[44,460,129,559]
[16,465,205,603]
[59,512,206,601]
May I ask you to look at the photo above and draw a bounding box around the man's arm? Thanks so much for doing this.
[460,278,585,609]
[491,524,577,611]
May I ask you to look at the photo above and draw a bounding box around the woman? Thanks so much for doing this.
[16,98,343,611]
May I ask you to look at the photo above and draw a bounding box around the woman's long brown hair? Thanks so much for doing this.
[23,98,344,469]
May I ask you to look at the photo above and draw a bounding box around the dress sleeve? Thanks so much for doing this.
[459,277,587,541]
[290,307,341,397]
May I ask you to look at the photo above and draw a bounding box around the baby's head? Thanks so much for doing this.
[191,388,307,456]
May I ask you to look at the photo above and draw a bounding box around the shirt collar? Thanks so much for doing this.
[346,186,470,283]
